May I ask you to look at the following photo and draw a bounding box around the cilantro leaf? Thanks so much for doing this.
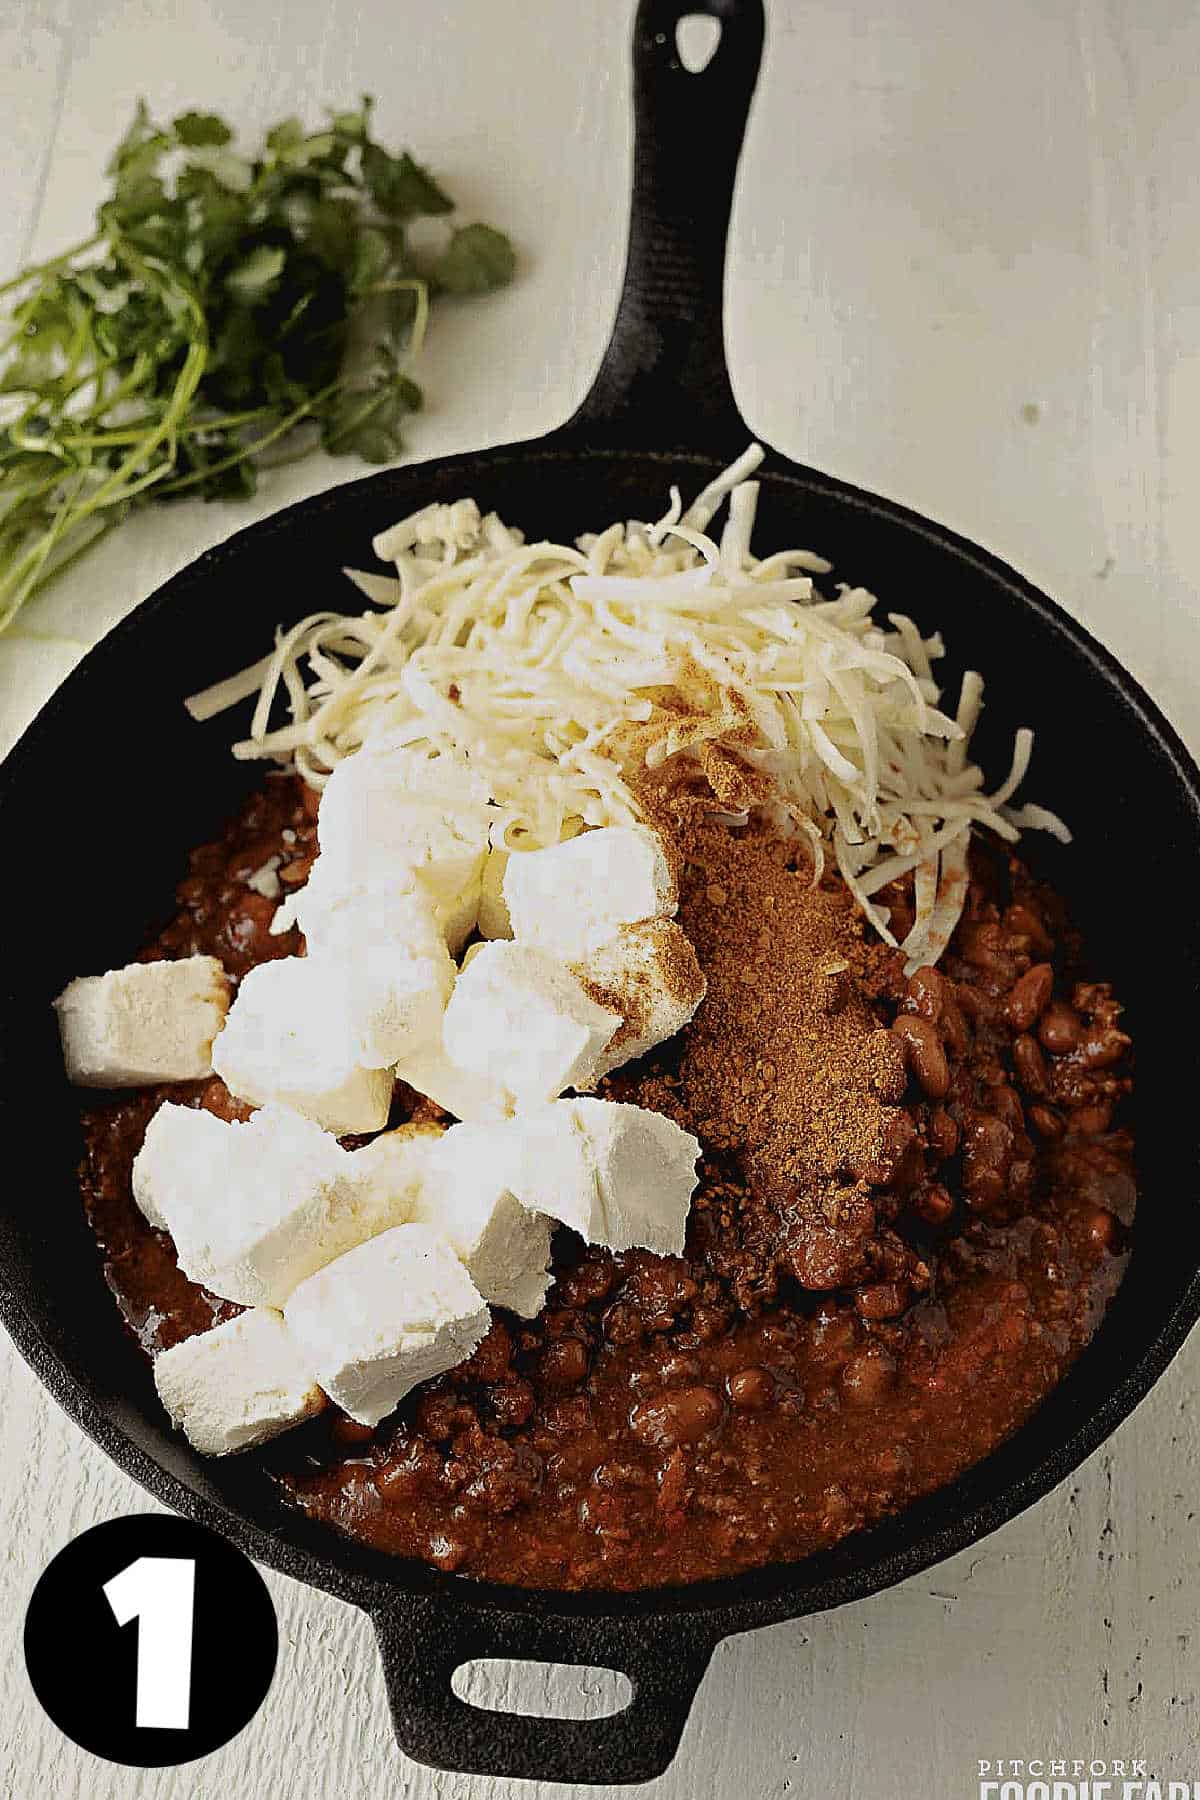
[224,244,287,299]
[362,144,454,218]
[432,223,516,294]
[320,371,422,462]
[0,99,516,637]
[173,111,233,147]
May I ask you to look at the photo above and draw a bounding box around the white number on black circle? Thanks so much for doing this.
[103,1556,197,1730]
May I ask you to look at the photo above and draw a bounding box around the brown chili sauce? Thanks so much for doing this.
[77,773,1134,1590]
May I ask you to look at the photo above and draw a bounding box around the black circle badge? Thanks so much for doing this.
[24,1514,278,1767]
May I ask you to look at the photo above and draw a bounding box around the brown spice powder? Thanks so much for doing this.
[612,774,907,1293]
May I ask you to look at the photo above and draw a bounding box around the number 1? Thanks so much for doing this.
[103,1556,196,1730]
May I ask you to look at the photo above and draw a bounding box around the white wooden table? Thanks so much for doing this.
[3,1,1198,1792]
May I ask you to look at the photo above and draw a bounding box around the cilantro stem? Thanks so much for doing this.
[156,376,344,496]
[0,235,103,299]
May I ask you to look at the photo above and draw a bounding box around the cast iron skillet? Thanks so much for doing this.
[2,0,1199,1783]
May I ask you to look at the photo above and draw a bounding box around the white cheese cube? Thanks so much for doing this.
[476,847,512,939]
[294,865,455,1068]
[499,1098,700,1256]
[416,1122,553,1317]
[54,955,230,1087]
[285,1224,489,1426]
[571,919,706,1078]
[211,956,393,1135]
[153,1309,324,1456]
[442,941,620,1108]
[503,826,677,960]
[317,746,492,952]
[348,1120,445,1235]
[393,1023,516,1123]
[133,1102,374,1307]
[131,1103,230,1232]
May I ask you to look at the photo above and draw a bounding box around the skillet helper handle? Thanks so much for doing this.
[371,1595,720,1784]
[566,0,765,448]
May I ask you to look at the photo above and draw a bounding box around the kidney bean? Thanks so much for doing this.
[903,966,946,1022]
[1004,901,1055,956]
[727,1367,775,1410]
[1071,1101,1113,1134]
[850,1109,916,1186]
[1005,962,1054,1033]
[416,1392,476,1441]
[929,1107,959,1160]
[603,1302,644,1345]
[540,1338,591,1390]
[961,1113,1013,1211]
[1012,1032,1049,1096]
[460,1319,513,1383]
[940,994,971,1057]
[1029,1102,1064,1139]
[913,1183,955,1226]
[1007,1157,1035,1201]
[375,1441,442,1500]
[1082,1206,1122,1252]
[659,1351,702,1385]
[490,1379,536,1428]
[956,921,1018,985]
[989,1084,1025,1134]
[841,1347,898,1406]
[1039,1001,1082,1055]
[808,1306,861,1362]
[690,1304,734,1342]
[1075,1028,1131,1071]
[594,1459,649,1492]
[556,1259,616,1308]
[891,1014,950,1099]
[855,1281,910,1319]
[630,1386,724,1448]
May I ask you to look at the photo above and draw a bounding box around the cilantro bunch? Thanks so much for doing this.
[0,99,515,634]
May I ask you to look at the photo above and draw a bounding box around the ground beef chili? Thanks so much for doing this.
[76,771,1135,1590]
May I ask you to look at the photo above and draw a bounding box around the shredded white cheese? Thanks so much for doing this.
[186,445,1068,968]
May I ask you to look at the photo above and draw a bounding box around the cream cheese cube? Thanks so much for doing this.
[153,1309,324,1456]
[132,1102,372,1307]
[317,746,492,952]
[442,941,620,1108]
[499,1098,700,1256]
[571,919,706,1078]
[294,864,455,1068]
[211,956,393,1135]
[503,825,677,960]
[476,847,512,939]
[285,1224,490,1426]
[393,1023,516,1123]
[415,1122,553,1317]
[131,1102,230,1232]
[54,955,230,1087]
[349,1120,445,1235]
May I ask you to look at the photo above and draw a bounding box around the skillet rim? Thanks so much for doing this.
[2,435,1199,1633]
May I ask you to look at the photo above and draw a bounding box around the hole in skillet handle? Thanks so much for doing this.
[452,1659,633,1720]
[676,13,723,70]
[371,1597,722,1784]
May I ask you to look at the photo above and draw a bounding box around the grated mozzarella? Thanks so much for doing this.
[186,446,1067,964]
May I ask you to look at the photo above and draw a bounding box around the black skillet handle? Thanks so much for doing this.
[371,1595,722,1784]
[563,0,765,450]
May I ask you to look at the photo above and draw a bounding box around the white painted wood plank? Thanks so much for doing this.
[0,19,68,277]
[2,0,1199,1793]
